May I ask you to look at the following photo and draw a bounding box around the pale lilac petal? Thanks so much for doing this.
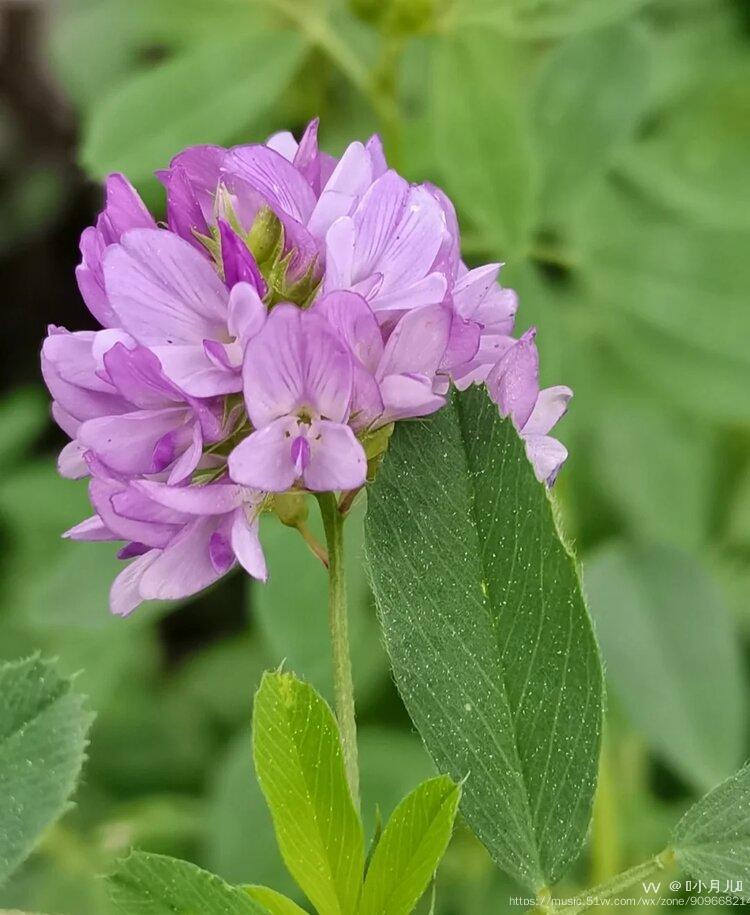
[486,328,539,428]
[90,479,181,548]
[79,408,189,476]
[323,216,356,289]
[110,486,190,526]
[167,421,203,484]
[441,315,481,371]
[369,273,448,313]
[293,118,323,191]
[163,145,225,223]
[41,350,129,422]
[231,506,267,580]
[365,134,388,178]
[43,329,113,392]
[76,227,114,327]
[228,416,299,492]
[110,549,161,616]
[451,334,516,390]
[227,282,266,345]
[133,480,245,515]
[350,365,384,432]
[139,516,225,600]
[58,440,88,479]
[242,305,352,426]
[523,434,568,485]
[224,145,317,223]
[103,343,179,409]
[522,386,573,437]
[97,173,156,243]
[313,290,383,372]
[104,229,229,345]
[379,374,445,422]
[379,304,451,379]
[265,130,298,160]
[308,141,373,239]
[150,344,241,397]
[64,515,113,541]
[302,420,367,491]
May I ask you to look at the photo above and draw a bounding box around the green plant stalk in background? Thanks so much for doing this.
[317,492,360,807]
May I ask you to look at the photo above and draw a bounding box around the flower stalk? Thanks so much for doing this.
[317,491,360,807]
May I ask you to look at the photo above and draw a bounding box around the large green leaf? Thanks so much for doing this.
[358,775,460,915]
[532,21,651,221]
[365,387,603,891]
[672,763,750,888]
[584,543,746,791]
[0,657,93,886]
[107,852,269,914]
[450,0,648,39]
[81,29,307,186]
[253,672,364,915]
[431,32,534,256]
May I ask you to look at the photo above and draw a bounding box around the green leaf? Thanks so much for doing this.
[532,22,651,221]
[107,852,270,914]
[365,387,603,891]
[0,656,93,886]
[622,68,750,230]
[431,32,534,256]
[584,543,746,791]
[81,29,307,187]
[579,187,750,422]
[592,399,714,550]
[672,763,750,888]
[451,0,648,40]
[245,887,308,915]
[253,671,364,915]
[358,776,460,915]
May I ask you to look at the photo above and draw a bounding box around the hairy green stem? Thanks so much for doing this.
[317,492,360,808]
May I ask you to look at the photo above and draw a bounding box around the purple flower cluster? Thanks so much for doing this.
[42,120,570,615]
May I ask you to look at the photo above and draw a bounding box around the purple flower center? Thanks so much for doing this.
[291,433,311,475]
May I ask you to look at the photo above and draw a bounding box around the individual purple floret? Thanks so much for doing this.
[41,119,571,615]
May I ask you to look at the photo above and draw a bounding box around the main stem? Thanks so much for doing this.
[550,849,676,915]
[317,492,360,808]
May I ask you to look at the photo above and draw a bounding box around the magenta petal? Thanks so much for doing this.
[209,524,235,574]
[162,145,226,223]
[231,507,267,581]
[441,314,481,372]
[167,421,203,484]
[218,219,266,294]
[98,173,156,243]
[302,420,367,491]
[228,416,299,492]
[157,163,210,248]
[486,328,540,429]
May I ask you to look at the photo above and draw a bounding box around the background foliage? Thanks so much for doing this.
[0,0,748,911]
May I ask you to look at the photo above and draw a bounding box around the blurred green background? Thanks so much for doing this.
[0,0,748,911]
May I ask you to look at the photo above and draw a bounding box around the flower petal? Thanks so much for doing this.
[228,415,299,492]
[139,516,225,600]
[522,385,573,436]
[104,229,229,345]
[231,506,267,581]
[303,420,367,491]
